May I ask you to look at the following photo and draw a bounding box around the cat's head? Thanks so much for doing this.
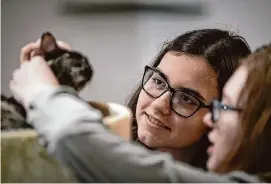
[39,32,93,91]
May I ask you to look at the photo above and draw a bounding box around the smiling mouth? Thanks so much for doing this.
[145,113,170,130]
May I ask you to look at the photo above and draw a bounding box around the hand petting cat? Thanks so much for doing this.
[13,36,71,107]
[10,32,93,108]
[10,56,59,108]
[2,32,93,130]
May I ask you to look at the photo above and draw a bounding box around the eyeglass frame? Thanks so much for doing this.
[141,65,212,118]
[210,99,242,123]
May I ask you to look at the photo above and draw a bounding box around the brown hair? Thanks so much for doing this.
[229,44,271,174]
[126,29,251,169]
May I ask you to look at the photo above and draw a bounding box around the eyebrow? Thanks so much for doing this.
[182,88,206,101]
[155,67,206,101]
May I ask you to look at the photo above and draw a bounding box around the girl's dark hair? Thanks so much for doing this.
[228,43,271,175]
[126,29,251,169]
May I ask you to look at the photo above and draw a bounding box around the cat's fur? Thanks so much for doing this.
[1,95,31,130]
[39,32,93,91]
[1,32,93,131]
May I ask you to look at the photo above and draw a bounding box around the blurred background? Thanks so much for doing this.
[2,0,271,104]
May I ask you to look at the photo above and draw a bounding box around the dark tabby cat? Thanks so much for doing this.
[1,32,93,131]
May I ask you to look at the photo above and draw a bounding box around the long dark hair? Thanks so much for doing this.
[126,29,251,169]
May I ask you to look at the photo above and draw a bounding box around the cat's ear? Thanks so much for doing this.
[40,32,59,54]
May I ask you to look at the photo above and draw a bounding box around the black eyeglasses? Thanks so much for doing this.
[210,99,242,123]
[142,65,211,118]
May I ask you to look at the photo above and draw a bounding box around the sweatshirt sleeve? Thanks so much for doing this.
[26,87,262,183]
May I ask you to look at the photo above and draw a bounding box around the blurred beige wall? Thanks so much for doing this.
[2,0,271,104]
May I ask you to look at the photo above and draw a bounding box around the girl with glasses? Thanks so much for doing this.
[202,44,271,175]
[126,29,251,169]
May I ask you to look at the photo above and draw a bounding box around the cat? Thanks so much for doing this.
[1,32,94,131]
[39,32,94,91]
